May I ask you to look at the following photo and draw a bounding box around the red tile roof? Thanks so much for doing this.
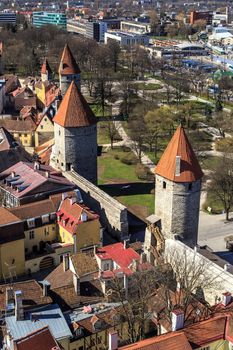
[120,332,193,350]
[53,81,97,127]
[59,44,81,75]
[155,126,203,183]
[183,314,227,348]
[96,242,140,269]
[57,196,99,235]
[14,326,60,350]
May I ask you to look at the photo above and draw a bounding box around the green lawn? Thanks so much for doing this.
[199,156,220,171]
[134,83,162,91]
[204,191,224,214]
[90,104,111,117]
[98,148,139,185]
[117,193,154,217]
[98,147,155,218]
[98,126,111,144]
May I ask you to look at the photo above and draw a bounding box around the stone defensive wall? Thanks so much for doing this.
[64,170,129,239]
[165,239,233,305]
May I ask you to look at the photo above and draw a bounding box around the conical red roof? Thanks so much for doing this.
[155,126,203,183]
[53,81,97,128]
[41,58,52,75]
[59,44,81,75]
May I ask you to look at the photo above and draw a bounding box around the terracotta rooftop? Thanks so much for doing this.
[9,194,62,220]
[41,58,52,76]
[0,119,36,132]
[0,280,52,311]
[155,126,203,183]
[59,44,81,75]
[122,330,193,350]
[57,196,99,235]
[96,242,140,269]
[0,127,19,151]
[53,81,97,127]
[70,252,98,277]
[0,207,22,226]
[14,326,60,350]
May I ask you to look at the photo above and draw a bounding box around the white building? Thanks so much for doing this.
[104,31,150,46]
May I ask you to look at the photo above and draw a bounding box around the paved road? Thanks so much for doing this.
[198,211,233,251]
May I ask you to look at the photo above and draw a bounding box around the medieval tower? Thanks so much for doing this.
[41,58,52,82]
[59,44,81,96]
[154,126,203,247]
[51,80,98,184]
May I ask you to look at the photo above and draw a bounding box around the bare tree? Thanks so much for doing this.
[209,153,233,221]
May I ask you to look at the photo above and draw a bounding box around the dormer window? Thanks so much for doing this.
[42,214,49,224]
[27,218,35,228]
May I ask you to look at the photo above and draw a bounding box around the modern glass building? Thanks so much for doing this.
[32,12,67,30]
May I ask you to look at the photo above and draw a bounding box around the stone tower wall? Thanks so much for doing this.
[59,73,81,96]
[52,123,97,184]
[155,175,201,247]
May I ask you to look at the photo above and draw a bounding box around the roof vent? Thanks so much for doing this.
[175,156,181,177]
[34,162,40,170]
[81,212,88,222]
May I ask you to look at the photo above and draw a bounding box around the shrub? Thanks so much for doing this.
[114,154,120,160]
[120,154,136,165]
[135,163,150,180]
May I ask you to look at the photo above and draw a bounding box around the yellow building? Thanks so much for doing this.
[35,114,54,147]
[57,195,100,253]
[0,119,35,150]
[0,208,25,280]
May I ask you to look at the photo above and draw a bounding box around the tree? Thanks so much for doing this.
[144,106,175,158]
[158,245,220,324]
[128,117,147,163]
[149,10,159,34]
[106,40,121,73]
[108,267,160,343]
[104,116,121,149]
[209,153,233,221]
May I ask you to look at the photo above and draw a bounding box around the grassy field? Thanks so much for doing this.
[98,147,154,218]
[134,83,162,91]
[98,148,139,185]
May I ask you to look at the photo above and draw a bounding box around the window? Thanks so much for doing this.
[42,214,49,224]
[163,181,166,189]
[188,183,192,191]
[40,125,43,129]
[44,228,49,236]
[79,347,84,350]
[27,218,35,228]
[44,118,47,122]
[29,231,34,239]
[200,347,210,350]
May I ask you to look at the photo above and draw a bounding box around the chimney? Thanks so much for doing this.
[175,156,181,177]
[34,161,40,170]
[6,287,14,307]
[43,282,50,297]
[140,252,147,264]
[63,254,69,272]
[62,192,68,201]
[15,290,24,321]
[224,263,230,271]
[222,292,232,306]
[11,171,15,178]
[131,259,139,272]
[123,239,129,249]
[123,273,128,299]
[109,331,118,350]
[81,212,88,222]
[45,171,50,178]
[171,309,184,331]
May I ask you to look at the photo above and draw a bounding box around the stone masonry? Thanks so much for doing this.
[155,175,201,247]
[64,170,129,239]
